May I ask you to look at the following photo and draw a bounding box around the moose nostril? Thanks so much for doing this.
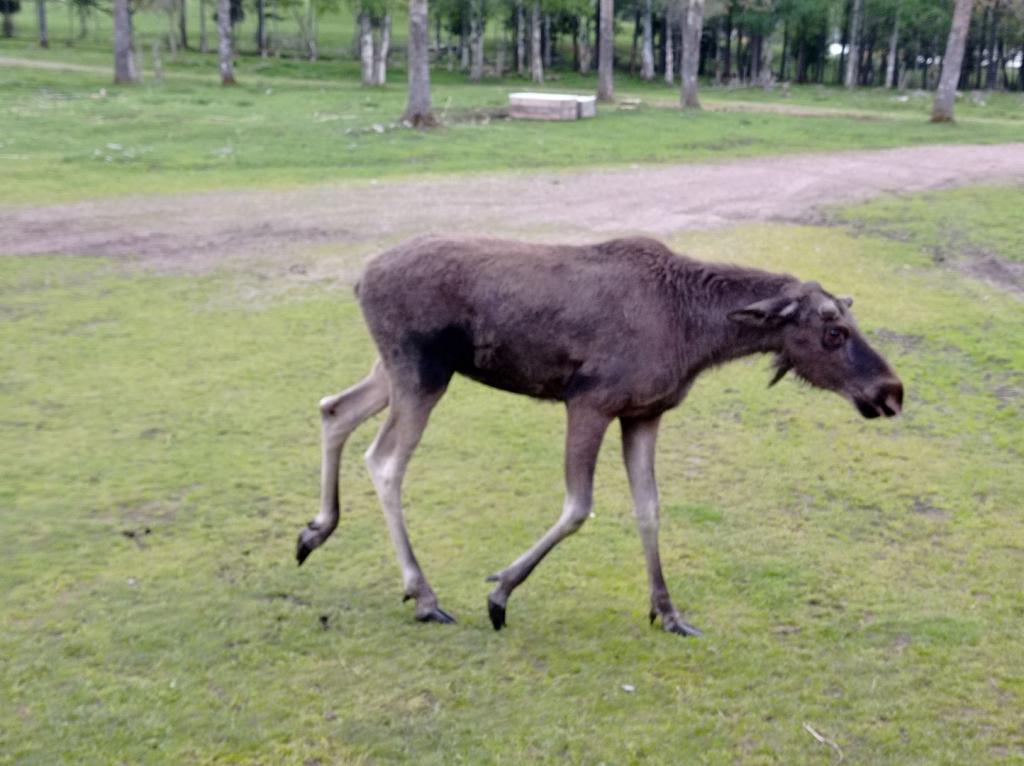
[878,380,903,417]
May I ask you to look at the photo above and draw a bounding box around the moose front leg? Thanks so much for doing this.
[486,404,612,630]
[621,415,702,637]
[297,360,390,565]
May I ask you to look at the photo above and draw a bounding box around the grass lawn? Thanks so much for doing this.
[2,46,1022,204]
[2,183,1023,763]
[704,83,1024,123]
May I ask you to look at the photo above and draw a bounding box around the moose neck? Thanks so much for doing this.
[674,261,797,376]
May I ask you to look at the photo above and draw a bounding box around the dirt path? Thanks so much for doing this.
[3,144,1023,271]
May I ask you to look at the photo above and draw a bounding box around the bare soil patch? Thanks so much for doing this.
[3,144,1023,274]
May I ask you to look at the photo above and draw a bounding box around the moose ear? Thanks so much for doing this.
[838,296,853,309]
[728,297,799,328]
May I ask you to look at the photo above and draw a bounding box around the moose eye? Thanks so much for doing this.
[822,326,848,350]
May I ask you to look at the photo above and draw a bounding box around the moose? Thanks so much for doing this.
[296,236,903,637]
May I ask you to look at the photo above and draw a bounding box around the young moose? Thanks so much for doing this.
[297,236,903,636]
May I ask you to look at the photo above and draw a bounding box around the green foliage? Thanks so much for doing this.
[2,193,1023,764]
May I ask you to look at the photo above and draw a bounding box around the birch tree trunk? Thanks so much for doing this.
[664,12,674,84]
[470,11,484,82]
[530,1,543,83]
[403,0,435,126]
[845,0,864,87]
[597,0,613,100]
[460,18,470,71]
[759,25,774,87]
[578,15,592,73]
[305,0,317,60]
[36,0,48,47]
[375,13,391,85]
[680,0,705,108]
[359,12,374,85]
[217,0,235,84]
[885,11,899,88]
[640,0,654,80]
[113,0,141,84]
[932,0,973,121]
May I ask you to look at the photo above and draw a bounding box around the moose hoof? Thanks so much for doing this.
[660,612,703,638]
[295,524,322,566]
[416,605,457,624]
[487,596,506,631]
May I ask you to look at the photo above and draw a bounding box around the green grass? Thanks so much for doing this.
[705,82,1024,123]
[831,184,1024,264]
[3,59,1023,205]
[3,188,1023,763]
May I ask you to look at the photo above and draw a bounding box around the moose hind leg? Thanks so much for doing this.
[621,415,701,637]
[297,360,390,565]
[486,404,612,630]
[365,382,454,624]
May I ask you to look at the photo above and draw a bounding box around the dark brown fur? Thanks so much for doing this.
[298,236,903,635]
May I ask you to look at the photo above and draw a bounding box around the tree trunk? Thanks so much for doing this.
[403,0,435,126]
[543,12,552,68]
[460,17,470,71]
[735,25,744,82]
[862,32,874,85]
[932,0,973,121]
[305,0,317,60]
[359,12,374,84]
[1019,35,1024,90]
[496,29,505,76]
[985,2,999,89]
[640,0,654,80]
[530,2,543,83]
[794,36,805,82]
[180,0,188,50]
[200,0,208,53]
[664,13,674,84]
[516,3,526,75]
[256,0,266,56]
[77,2,88,40]
[723,11,732,81]
[113,0,140,84]
[217,0,235,84]
[680,0,705,108]
[845,0,863,87]
[470,10,484,82]
[885,10,900,88]
[36,0,48,47]
[597,0,614,100]
[759,26,774,87]
[2,9,12,38]
[578,15,592,74]
[166,10,179,57]
[629,9,639,74]
[779,22,787,80]
[974,6,988,88]
[375,13,391,85]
